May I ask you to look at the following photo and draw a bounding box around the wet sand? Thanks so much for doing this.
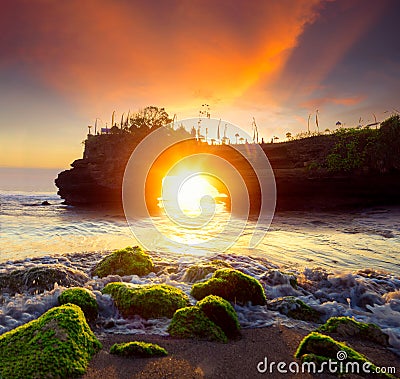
[83,325,400,379]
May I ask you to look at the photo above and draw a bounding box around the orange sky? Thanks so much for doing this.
[0,0,398,168]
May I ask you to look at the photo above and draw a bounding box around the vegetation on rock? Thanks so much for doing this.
[0,304,101,379]
[325,115,400,174]
[197,295,240,338]
[0,264,89,295]
[167,306,227,343]
[93,246,154,278]
[318,316,389,346]
[102,282,190,319]
[58,287,98,321]
[295,332,394,378]
[191,268,266,305]
[182,260,233,283]
[110,341,168,357]
[268,296,322,322]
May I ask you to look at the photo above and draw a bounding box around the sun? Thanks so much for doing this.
[161,173,219,217]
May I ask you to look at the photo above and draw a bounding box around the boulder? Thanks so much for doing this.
[110,341,167,357]
[197,295,240,338]
[182,260,233,283]
[92,246,154,278]
[167,306,227,343]
[318,316,389,346]
[0,304,101,379]
[0,265,89,295]
[295,332,391,377]
[58,287,98,321]
[191,268,266,305]
[102,282,190,319]
[268,296,322,322]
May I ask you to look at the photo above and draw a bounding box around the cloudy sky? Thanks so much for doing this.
[1,0,399,168]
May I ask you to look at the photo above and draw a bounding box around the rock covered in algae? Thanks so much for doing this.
[0,304,102,379]
[0,264,89,295]
[268,296,322,322]
[197,295,240,338]
[102,282,190,319]
[182,260,233,283]
[167,306,228,343]
[191,268,266,305]
[110,341,168,357]
[318,316,389,346]
[92,246,154,278]
[58,287,98,321]
[167,295,240,342]
[295,332,394,378]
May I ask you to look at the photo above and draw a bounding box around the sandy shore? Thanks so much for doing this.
[82,325,400,379]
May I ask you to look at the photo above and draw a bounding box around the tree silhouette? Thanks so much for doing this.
[129,106,172,132]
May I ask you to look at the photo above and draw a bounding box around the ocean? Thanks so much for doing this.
[1,167,400,355]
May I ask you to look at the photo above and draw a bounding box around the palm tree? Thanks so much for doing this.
[286,132,292,141]
[235,133,239,144]
[239,137,245,144]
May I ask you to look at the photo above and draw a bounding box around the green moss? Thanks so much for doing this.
[58,287,98,321]
[318,317,389,346]
[102,282,190,319]
[295,332,394,378]
[110,341,167,357]
[197,295,240,338]
[191,268,266,305]
[268,296,321,322]
[183,260,233,283]
[93,246,154,278]
[167,306,227,342]
[0,304,102,379]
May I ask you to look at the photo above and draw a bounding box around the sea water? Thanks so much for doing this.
[1,167,400,355]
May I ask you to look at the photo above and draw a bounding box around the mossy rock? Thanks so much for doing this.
[268,296,322,322]
[318,317,389,346]
[191,268,266,306]
[102,282,190,319]
[0,304,102,379]
[93,246,154,278]
[110,341,168,357]
[182,260,233,283]
[197,295,240,338]
[58,287,98,321]
[295,332,394,378]
[167,306,227,343]
[0,265,89,295]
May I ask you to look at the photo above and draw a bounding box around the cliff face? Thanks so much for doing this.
[56,134,138,206]
[55,125,400,211]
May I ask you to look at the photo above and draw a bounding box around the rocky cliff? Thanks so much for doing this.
[55,117,400,211]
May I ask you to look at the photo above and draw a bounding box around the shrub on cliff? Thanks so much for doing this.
[102,282,190,319]
[58,287,98,321]
[0,304,102,379]
[110,341,168,357]
[92,246,154,278]
[191,268,266,305]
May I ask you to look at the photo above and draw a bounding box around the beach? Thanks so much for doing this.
[1,170,400,377]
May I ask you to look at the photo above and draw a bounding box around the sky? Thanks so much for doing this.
[1,0,400,168]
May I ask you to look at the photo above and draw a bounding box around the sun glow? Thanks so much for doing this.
[161,174,220,217]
